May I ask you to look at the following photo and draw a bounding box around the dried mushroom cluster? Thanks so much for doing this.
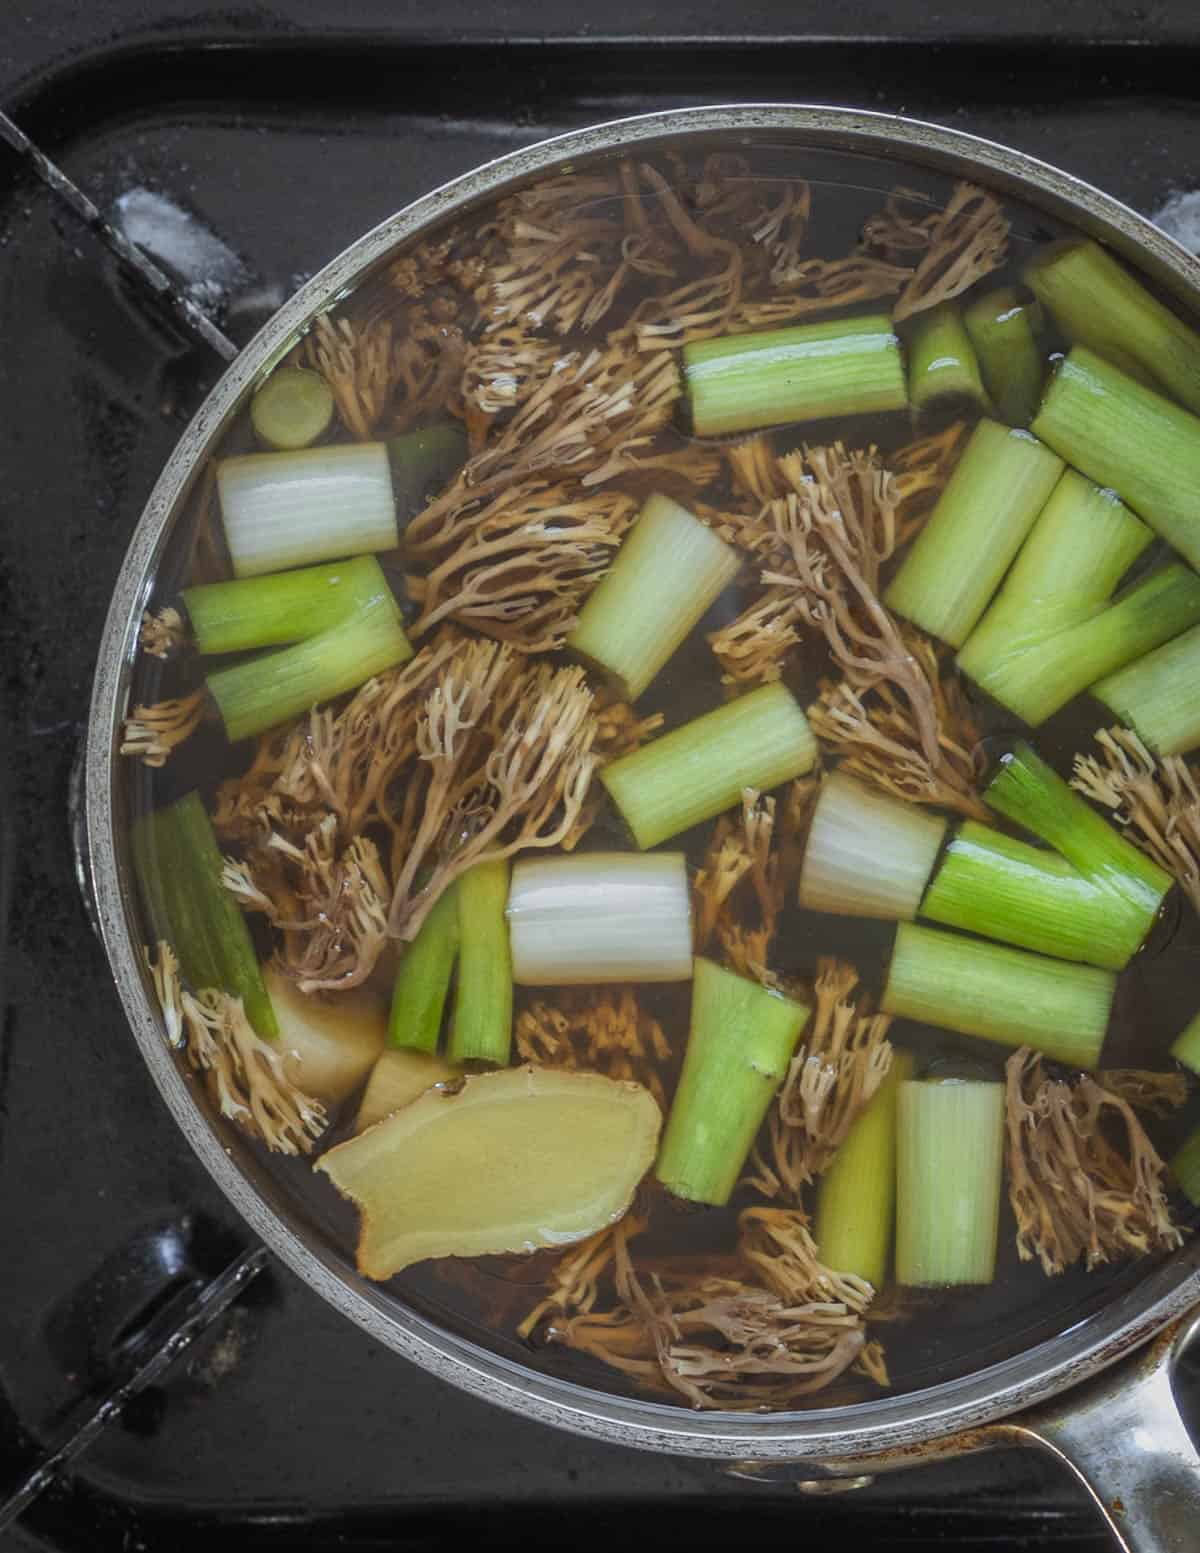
[515,989,672,1106]
[1073,727,1200,914]
[1006,1049,1183,1276]
[745,959,894,1199]
[547,1205,884,1409]
[691,781,816,987]
[216,635,606,991]
[148,943,327,1156]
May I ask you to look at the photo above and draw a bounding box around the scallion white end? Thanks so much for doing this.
[799,771,946,922]
[218,443,398,578]
[508,852,693,985]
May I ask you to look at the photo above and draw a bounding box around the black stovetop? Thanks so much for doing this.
[3,6,1200,1548]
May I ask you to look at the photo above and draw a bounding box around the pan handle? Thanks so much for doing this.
[995,1306,1200,1553]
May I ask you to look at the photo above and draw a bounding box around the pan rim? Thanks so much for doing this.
[85,101,1200,1461]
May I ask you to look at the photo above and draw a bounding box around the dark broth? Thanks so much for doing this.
[123,139,1200,1410]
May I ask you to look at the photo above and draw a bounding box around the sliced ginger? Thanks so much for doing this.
[318,1066,661,1279]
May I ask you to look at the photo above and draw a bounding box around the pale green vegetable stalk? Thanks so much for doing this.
[183,554,395,656]
[920,821,1134,970]
[250,366,334,450]
[507,852,693,985]
[884,419,1064,648]
[1031,347,1200,570]
[798,771,947,922]
[567,494,740,701]
[1170,1124,1200,1207]
[955,472,1177,725]
[132,793,277,1039]
[388,424,468,525]
[388,883,460,1054]
[683,314,907,437]
[217,443,398,578]
[963,287,1045,426]
[985,742,1171,964]
[882,923,1114,1068]
[896,1079,1006,1287]
[1025,238,1200,414]
[447,861,513,1065]
[1169,1008,1200,1079]
[1012,564,1200,728]
[1092,622,1200,757]
[907,302,991,417]
[206,592,413,742]
[656,958,810,1206]
[815,1049,915,1289]
[601,683,817,850]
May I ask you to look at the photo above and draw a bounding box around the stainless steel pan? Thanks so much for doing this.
[84,105,1200,1553]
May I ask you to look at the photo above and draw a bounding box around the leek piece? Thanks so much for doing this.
[1092,622,1200,757]
[206,592,413,743]
[388,883,460,1053]
[656,958,810,1206]
[955,471,1162,724]
[1170,1124,1200,1207]
[507,852,693,985]
[683,314,907,437]
[963,287,1045,426]
[133,793,277,1039]
[131,807,176,951]
[907,302,991,418]
[815,1049,915,1289]
[355,1048,461,1134]
[920,821,1134,970]
[318,1067,662,1279]
[250,366,334,450]
[134,806,221,993]
[985,742,1171,962]
[447,861,513,1066]
[989,563,1200,728]
[1026,238,1200,414]
[217,443,398,578]
[1031,347,1200,570]
[798,771,947,922]
[1169,1009,1200,1079]
[601,683,817,850]
[896,1079,1005,1287]
[884,419,1064,648]
[183,554,395,656]
[266,965,385,1104]
[388,423,468,525]
[567,493,740,701]
[883,923,1114,1068]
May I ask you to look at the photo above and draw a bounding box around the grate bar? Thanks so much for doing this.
[0,107,239,362]
[0,1244,269,1533]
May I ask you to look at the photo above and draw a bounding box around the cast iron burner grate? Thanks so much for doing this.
[3,13,1200,1550]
